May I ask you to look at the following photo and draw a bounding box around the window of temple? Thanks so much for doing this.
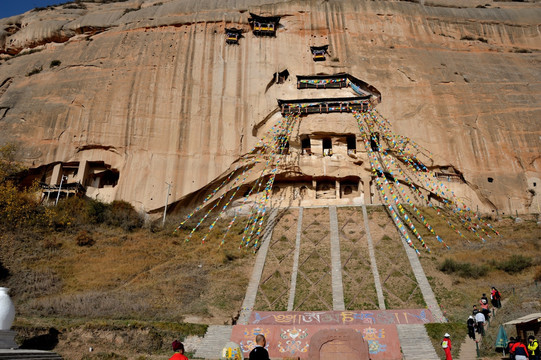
[341,181,359,198]
[301,136,311,155]
[347,135,356,155]
[316,181,335,199]
[300,186,308,199]
[323,138,333,156]
[225,28,242,45]
[310,45,328,62]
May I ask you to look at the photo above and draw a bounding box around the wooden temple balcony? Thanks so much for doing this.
[225,28,242,45]
[278,96,371,115]
[248,13,281,37]
[296,73,382,104]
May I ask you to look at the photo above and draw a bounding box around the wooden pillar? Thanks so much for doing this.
[335,180,340,199]
[75,160,89,185]
[50,163,62,186]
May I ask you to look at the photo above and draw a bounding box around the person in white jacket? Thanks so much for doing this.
[475,311,486,336]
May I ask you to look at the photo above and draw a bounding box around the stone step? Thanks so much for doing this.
[458,336,479,360]
[0,350,62,360]
[194,325,233,360]
[397,324,439,360]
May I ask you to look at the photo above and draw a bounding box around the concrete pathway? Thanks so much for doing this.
[194,325,233,360]
[237,208,278,325]
[287,207,303,311]
[458,336,478,360]
[361,204,386,310]
[0,349,63,360]
[395,207,445,323]
[329,206,345,311]
[397,324,439,360]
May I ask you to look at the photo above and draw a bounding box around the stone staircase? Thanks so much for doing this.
[397,324,439,360]
[193,325,233,360]
[458,336,478,360]
[0,350,63,360]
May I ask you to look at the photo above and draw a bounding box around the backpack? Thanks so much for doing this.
[442,340,449,349]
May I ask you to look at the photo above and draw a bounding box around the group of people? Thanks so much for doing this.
[507,336,539,360]
[466,287,502,340]
[167,334,270,360]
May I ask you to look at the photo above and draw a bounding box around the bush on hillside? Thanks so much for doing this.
[76,230,95,247]
[495,255,533,274]
[87,199,109,224]
[0,182,42,229]
[106,201,143,231]
[439,258,488,278]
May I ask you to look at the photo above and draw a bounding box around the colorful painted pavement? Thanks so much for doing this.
[249,309,433,325]
[230,309,432,359]
[231,324,399,359]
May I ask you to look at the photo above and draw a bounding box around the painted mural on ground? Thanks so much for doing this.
[249,309,433,325]
[230,324,401,360]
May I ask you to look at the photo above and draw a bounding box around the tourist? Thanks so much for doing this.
[472,305,480,315]
[467,316,476,340]
[507,337,517,360]
[441,333,452,360]
[491,287,502,308]
[511,339,530,360]
[249,334,270,360]
[474,311,486,336]
[169,340,189,360]
[528,335,539,360]
[480,294,491,321]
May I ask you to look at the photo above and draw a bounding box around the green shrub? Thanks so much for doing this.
[50,60,61,68]
[87,199,110,224]
[439,258,488,278]
[495,255,532,274]
[106,201,143,231]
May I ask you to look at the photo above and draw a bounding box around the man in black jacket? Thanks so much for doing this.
[249,334,270,360]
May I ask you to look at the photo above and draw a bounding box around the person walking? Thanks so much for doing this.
[491,287,502,308]
[441,333,452,360]
[249,334,270,360]
[511,339,530,360]
[475,311,486,336]
[528,335,539,360]
[467,316,476,340]
[480,294,491,321]
[508,337,517,360]
[169,340,189,360]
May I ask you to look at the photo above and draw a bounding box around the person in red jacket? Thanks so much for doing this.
[511,339,530,360]
[441,333,452,360]
[169,340,189,360]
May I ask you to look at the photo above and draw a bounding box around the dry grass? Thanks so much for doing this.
[1,200,539,359]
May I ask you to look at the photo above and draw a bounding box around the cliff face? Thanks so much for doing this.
[0,0,540,214]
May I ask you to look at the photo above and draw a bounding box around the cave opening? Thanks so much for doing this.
[347,135,356,154]
[323,138,332,156]
[301,136,312,155]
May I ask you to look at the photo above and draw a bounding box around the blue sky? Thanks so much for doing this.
[1,1,69,19]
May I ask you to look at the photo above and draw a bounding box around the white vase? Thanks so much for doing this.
[0,288,15,331]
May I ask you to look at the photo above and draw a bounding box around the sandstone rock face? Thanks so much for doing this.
[0,0,539,215]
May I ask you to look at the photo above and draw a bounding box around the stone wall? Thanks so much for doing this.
[0,0,539,214]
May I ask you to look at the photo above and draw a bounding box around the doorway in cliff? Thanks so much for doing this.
[323,138,332,156]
